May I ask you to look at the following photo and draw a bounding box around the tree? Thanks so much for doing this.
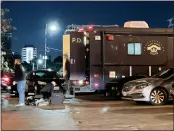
[1,8,16,47]
[54,56,63,63]
[1,8,16,73]
[22,61,32,72]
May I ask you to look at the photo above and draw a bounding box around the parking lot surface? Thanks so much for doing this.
[2,94,173,130]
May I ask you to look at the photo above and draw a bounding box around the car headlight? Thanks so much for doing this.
[136,83,151,89]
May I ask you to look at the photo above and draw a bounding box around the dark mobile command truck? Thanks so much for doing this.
[63,21,174,94]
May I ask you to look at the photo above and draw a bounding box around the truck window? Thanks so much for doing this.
[127,43,142,55]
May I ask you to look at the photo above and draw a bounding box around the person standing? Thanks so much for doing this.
[13,59,26,106]
[63,54,72,98]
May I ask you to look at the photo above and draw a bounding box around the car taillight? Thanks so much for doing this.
[94,74,99,78]
[78,28,84,32]
[4,95,10,99]
[2,76,10,83]
[88,25,93,31]
[94,82,99,88]
[107,35,114,41]
[73,81,77,85]
[85,81,89,85]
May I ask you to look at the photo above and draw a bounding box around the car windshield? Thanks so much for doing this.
[152,68,174,78]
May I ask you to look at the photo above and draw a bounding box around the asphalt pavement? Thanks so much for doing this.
[2,94,174,130]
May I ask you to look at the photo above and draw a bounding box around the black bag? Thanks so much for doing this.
[40,83,54,93]
[51,92,64,105]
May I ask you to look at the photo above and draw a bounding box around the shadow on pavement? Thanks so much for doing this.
[109,106,173,114]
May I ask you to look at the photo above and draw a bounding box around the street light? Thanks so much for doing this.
[49,25,57,31]
[44,22,59,69]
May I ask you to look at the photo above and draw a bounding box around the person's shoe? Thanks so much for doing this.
[35,98,45,106]
[15,103,25,107]
[65,94,74,99]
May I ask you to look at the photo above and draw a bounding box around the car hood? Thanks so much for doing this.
[125,78,164,85]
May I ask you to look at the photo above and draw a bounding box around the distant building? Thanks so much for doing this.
[21,45,37,63]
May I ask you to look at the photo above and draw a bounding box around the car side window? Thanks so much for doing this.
[48,72,59,79]
[168,75,174,81]
[35,72,47,78]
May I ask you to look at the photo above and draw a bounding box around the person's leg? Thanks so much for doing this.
[65,79,70,95]
[17,80,26,105]
[17,82,20,104]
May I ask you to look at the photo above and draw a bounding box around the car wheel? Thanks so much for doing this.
[149,88,168,105]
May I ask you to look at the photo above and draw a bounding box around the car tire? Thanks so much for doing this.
[149,88,168,105]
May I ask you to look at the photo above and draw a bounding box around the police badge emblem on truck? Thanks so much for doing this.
[145,40,165,55]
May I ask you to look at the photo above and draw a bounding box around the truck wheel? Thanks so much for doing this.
[149,88,168,105]
[104,90,111,97]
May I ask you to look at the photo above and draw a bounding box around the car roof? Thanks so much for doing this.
[28,70,56,74]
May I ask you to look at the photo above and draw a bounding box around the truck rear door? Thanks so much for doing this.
[69,32,86,80]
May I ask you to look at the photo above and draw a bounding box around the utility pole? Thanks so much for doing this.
[44,24,47,69]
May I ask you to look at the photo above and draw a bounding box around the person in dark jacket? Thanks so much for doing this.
[13,59,26,106]
[63,54,70,80]
[63,54,73,98]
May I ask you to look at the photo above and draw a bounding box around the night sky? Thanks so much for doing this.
[2,1,174,59]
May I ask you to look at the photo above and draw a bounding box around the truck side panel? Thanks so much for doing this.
[89,31,173,91]
[104,35,167,65]
[167,37,174,67]
[89,32,102,65]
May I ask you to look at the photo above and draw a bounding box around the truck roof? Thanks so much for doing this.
[91,27,174,35]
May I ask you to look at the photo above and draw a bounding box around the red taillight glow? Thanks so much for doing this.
[2,76,10,83]
[4,95,10,99]
[94,74,99,78]
[85,81,89,85]
[94,82,99,88]
[73,81,77,85]
[88,25,93,30]
[107,35,114,41]
[78,28,84,32]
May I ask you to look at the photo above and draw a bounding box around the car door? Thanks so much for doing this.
[34,71,48,86]
[26,71,35,87]
[162,75,174,96]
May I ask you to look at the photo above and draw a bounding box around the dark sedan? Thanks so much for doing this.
[104,75,147,99]
[11,70,65,96]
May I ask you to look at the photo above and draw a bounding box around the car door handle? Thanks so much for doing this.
[74,59,76,64]
[71,59,73,64]
[70,59,76,64]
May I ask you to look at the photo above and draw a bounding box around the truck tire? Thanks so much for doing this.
[104,87,122,100]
